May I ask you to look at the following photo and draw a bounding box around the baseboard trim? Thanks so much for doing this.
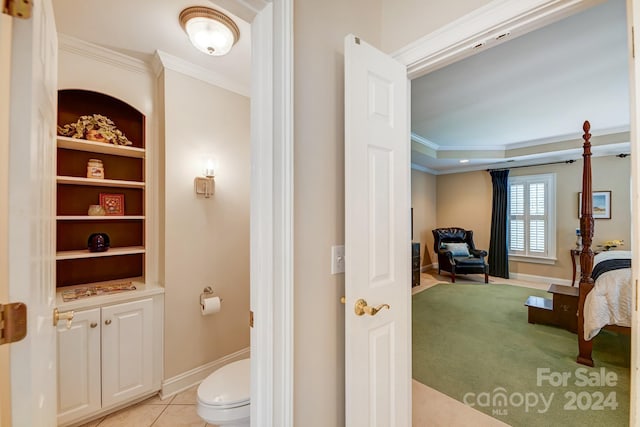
[421,264,437,272]
[160,347,250,400]
[508,272,572,287]
[428,264,571,286]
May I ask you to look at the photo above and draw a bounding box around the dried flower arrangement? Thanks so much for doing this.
[599,239,624,251]
[57,114,132,146]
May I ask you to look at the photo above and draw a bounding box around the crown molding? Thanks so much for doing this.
[58,33,151,75]
[411,163,438,175]
[504,125,630,150]
[154,50,250,98]
[410,132,439,150]
[206,0,269,22]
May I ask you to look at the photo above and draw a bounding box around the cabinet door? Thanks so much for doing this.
[57,308,101,425]
[101,298,153,408]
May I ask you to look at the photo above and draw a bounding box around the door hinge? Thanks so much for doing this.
[0,302,27,345]
[249,310,254,328]
[2,0,32,19]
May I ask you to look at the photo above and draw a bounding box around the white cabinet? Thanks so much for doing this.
[56,297,156,426]
[56,308,101,425]
[102,298,153,407]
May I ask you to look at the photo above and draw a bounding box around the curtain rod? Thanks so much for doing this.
[487,159,576,172]
[486,153,630,172]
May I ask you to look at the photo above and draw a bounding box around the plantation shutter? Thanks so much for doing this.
[509,184,525,253]
[507,174,555,259]
[529,182,546,254]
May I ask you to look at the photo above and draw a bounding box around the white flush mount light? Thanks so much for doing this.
[179,6,240,56]
[459,159,470,164]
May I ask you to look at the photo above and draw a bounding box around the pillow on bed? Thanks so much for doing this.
[443,242,470,257]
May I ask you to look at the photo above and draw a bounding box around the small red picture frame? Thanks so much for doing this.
[100,193,125,215]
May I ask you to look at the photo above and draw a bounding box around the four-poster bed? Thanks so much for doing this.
[576,120,632,366]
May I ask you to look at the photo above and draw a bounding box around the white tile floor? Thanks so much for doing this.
[77,386,215,427]
[78,269,545,427]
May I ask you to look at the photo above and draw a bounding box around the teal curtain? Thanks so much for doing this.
[489,170,509,278]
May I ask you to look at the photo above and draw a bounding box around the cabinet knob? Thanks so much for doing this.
[105,319,112,325]
[90,322,98,328]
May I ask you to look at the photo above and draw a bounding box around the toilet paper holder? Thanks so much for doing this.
[200,286,223,306]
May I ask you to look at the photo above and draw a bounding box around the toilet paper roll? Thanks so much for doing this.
[201,296,221,315]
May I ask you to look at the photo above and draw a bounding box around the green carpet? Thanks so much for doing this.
[412,284,630,427]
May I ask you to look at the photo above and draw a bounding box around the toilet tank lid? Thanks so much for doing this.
[198,358,250,406]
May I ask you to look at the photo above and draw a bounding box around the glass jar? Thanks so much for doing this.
[87,159,104,179]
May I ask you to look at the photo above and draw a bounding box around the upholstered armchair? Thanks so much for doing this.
[432,227,488,283]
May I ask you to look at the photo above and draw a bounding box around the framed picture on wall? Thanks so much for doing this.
[578,191,611,219]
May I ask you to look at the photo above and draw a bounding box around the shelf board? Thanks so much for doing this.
[56,246,146,260]
[57,215,145,221]
[57,176,145,188]
[57,136,145,158]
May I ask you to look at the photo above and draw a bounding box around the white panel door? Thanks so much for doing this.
[7,1,58,425]
[56,308,101,425]
[101,298,153,408]
[344,34,411,427]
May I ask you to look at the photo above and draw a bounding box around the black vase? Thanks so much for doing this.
[88,233,110,252]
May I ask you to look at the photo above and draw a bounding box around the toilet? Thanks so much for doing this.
[197,358,250,427]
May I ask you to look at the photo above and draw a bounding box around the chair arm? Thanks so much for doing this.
[470,249,487,258]
[437,250,455,263]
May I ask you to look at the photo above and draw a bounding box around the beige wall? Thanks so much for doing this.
[435,156,631,281]
[435,170,493,262]
[380,0,493,53]
[293,0,381,424]
[292,1,521,424]
[161,70,250,378]
[411,169,437,266]
[59,46,251,380]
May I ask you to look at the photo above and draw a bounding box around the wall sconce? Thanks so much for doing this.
[179,6,240,56]
[195,158,216,198]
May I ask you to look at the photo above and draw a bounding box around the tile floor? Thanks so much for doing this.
[77,385,216,427]
[78,269,546,427]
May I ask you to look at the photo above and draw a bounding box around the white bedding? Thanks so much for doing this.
[584,250,633,340]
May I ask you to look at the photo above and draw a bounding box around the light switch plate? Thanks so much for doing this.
[331,245,345,274]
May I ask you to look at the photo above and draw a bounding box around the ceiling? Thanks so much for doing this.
[52,0,251,94]
[52,0,629,175]
[411,0,630,174]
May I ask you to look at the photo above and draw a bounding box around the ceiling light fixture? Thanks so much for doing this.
[459,159,470,163]
[179,6,240,56]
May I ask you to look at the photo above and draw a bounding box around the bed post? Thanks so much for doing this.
[577,120,595,367]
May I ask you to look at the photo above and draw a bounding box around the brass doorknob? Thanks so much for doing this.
[354,299,390,316]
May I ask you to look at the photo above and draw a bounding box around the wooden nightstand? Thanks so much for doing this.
[412,243,420,287]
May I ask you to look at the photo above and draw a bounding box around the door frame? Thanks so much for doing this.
[386,0,639,424]
[250,1,294,426]
[0,11,13,427]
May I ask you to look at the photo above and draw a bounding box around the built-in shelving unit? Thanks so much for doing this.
[56,246,146,261]
[56,175,145,188]
[56,89,146,288]
[57,135,146,158]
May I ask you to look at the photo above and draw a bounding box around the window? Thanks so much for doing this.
[508,173,556,262]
